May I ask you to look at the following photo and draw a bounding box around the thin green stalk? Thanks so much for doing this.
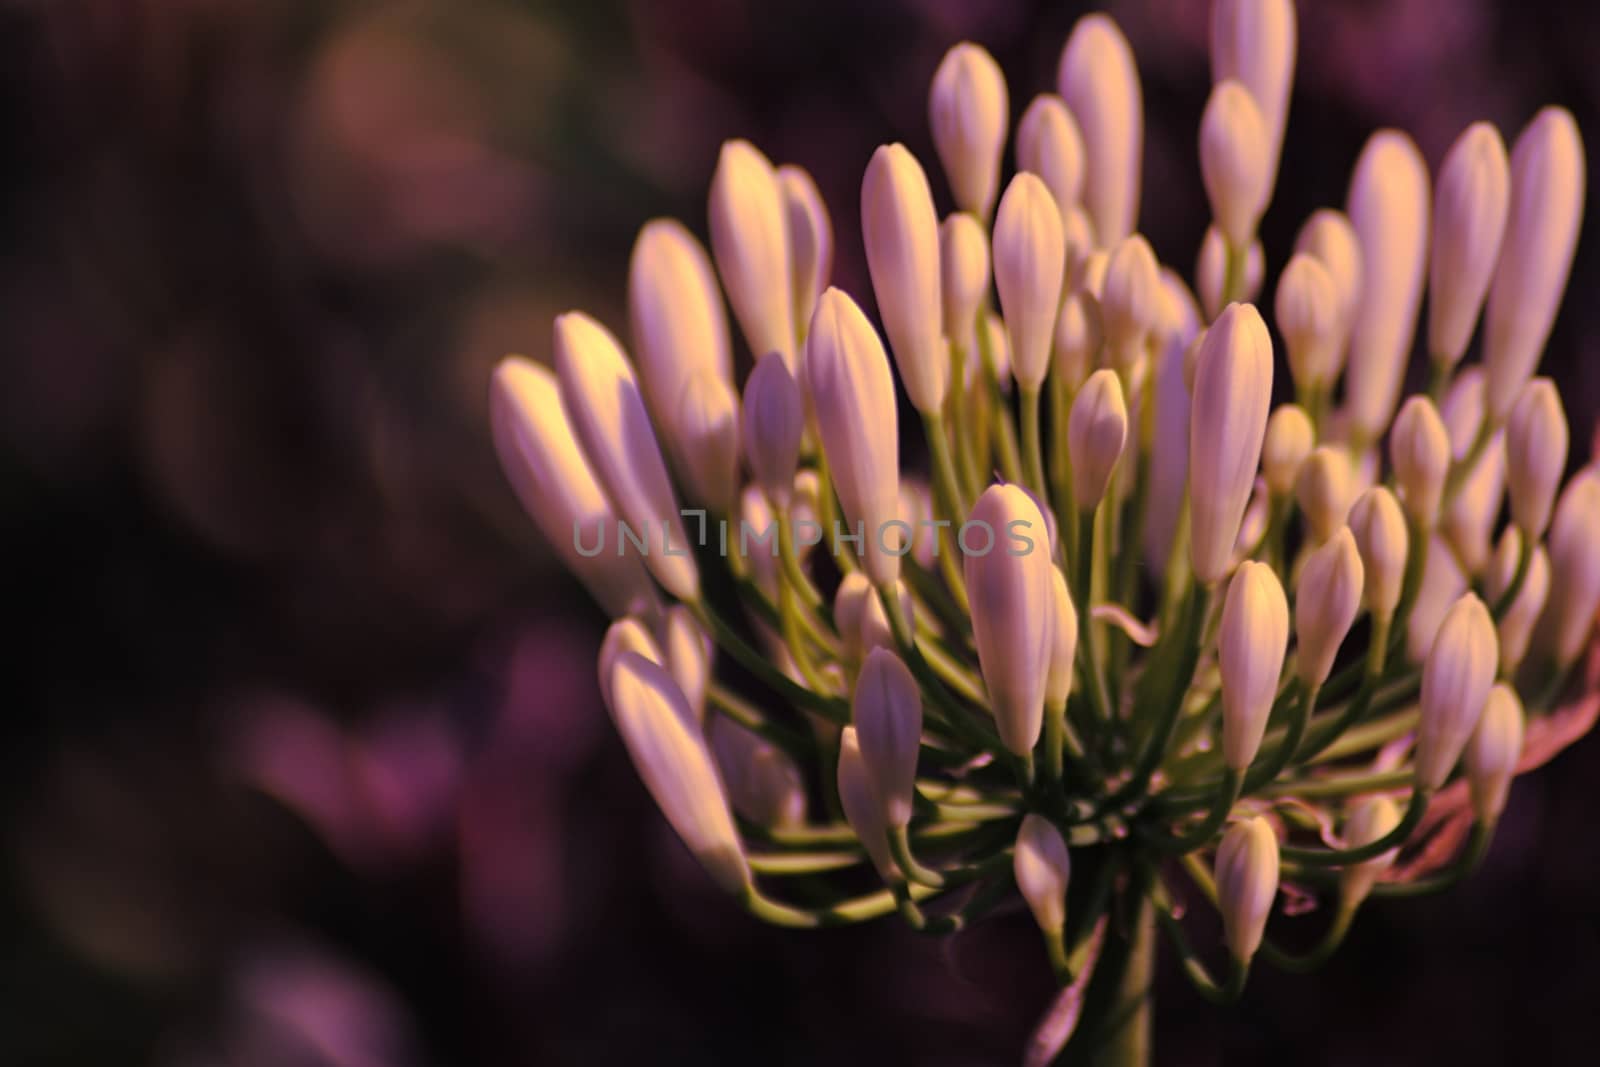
[1144,767,1241,853]
[1279,786,1432,866]
[947,341,984,502]
[1491,533,1534,620]
[1372,820,1494,896]
[689,599,849,722]
[1075,508,1117,729]
[1259,901,1355,973]
[740,880,941,928]
[1021,385,1048,504]
[1151,877,1249,1004]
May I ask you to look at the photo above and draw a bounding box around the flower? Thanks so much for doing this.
[1068,369,1129,511]
[1295,528,1364,690]
[1057,14,1142,245]
[1295,445,1355,547]
[853,648,924,829]
[993,172,1066,391]
[836,727,898,880]
[1427,123,1510,370]
[1415,594,1498,791]
[1219,561,1290,770]
[940,212,990,350]
[1215,816,1279,962]
[1339,796,1401,907]
[1538,467,1600,668]
[778,164,834,333]
[1465,684,1525,823]
[1389,395,1451,531]
[1014,814,1071,934]
[1348,486,1408,624]
[1485,529,1550,672]
[1503,378,1568,539]
[709,140,795,370]
[1196,225,1264,321]
[1200,80,1271,249]
[1016,94,1086,221]
[929,43,1010,220]
[1261,404,1313,498]
[1046,568,1079,711]
[1275,253,1341,395]
[1210,0,1296,189]
[1100,235,1162,369]
[741,353,805,507]
[862,144,948,413]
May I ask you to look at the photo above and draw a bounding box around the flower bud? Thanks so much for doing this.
[1276,253,1341,394]
[1215,816,1279,962]
[862,144,948,413]
[1444,433,1504,578]
[1348,487,1408,622]
[1062,205,1097,282]
[1046,567,1079,709]
[1389,395,1451,530]
[1296,527,1365,689]
[1053,289,1101,392]
[1145,273,1200,569]
[1504,378,1568,538]
[1219,561,1290,770]
[710,716,806,829]
[982,309,1012,389]
[805,288,902,587]
[1339,795,1401,907]
[778,164,834,335]
[1484,108,1586,421]
[1466,683,1524,823]
[1057,14,1143,245]
[1539,468,1600,667]
[964,485,1055,756]
[1295,445,1355,547]
[929,43,1009,219]
[852,647,923,829]
[628,221,733,438]
[1428,123,1510,369]
[1262,404,1314,497]
[1195,225,1264,322]
[664,604,712,723]
[741,354,804,507]
[1100,234,1161,367]
[1293,208,1363,360]
[554,312,699,601]
[940,212,990,348]
[1200,80,1272,249]
[1067,369,1129,511]
[489,358,657,617]
[1485,529,1550,671]
[1014,814,1072,934]
[708,140,795,370]
[993,172,1066,391]
[836,726,897,879]
[1189,303,1274,585]
[1415,594,1498,790]
[1344,131,1430,445]
[674,369,740,511]
[1408,535,1469,663]
[599,617,665,710]
[1017,94,1086,218]
[1211,0,1296,188]
[606,652,750,893]
[834,572,914,666]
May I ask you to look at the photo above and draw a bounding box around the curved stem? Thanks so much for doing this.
[1241,681,1316,793]
[1151,876,1249,1004]
[748,850,865,875]
[689,600,849,722]
[1372,819,1495,897]
[1258,901,1354,973]
[1279,786,1432,866]
[1144,767,1241,853]
[1075,508,1116,728]
[1491,534,1534,621]
[739,879,940,928]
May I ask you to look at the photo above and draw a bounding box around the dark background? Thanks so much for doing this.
[2,1,1598,1064]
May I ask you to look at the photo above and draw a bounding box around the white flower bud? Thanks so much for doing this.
[1200,80,1272,249]
[741,354,804,507]
[964,485,1055,756]
[1484,108,1586,421]
[1053,289,1102,391]
[628,221,733,440]
[805,288,902,587]
[863,144,948,413]
[834,572,913,666]
[710,716,806,829]
[1504,378,1568,538]
[606,652,750,893]
[1485,528,1550,671]
[1389,395,1451,530]
[1295,445,1355,547]
[1262,404,1314,497]
[708,140,795,370]
[1408,535,1469,664]
[1219,561,1290,770]
[598,617,665,710]
[1068,369,1129,510]
[1339,795,1401,907]
[663,604,712,723]
[489,358,657,617]
[836,726,898,880]
[1275,253,1341,394]
[1539,468,1600,667]
[1211,0,1296,186]
[553,312,699,601]
[1296,527,1365,689]
[1047,567,1079,710]
[929,42,1009,219]
[1057,14,1143,246]
[1215,816,1279,962]
[1293,208,1363,363]
[1348,487,1408,622]
[1195,225,1264,322]
[1062,204,1097,283]
[1017,94,1086,219]
[1014,814,1072,934]
[1344,131,1430,445]
[1100,234,1161,366]
[982,309,1012,389]
[993,172,1066,391]
[1415,594,1498,790]
[674,368,740,511]
[940,212,989,348]
[778,164,834,335]
[1444,433,1504,579]
[1466,683,1524,823]
[852,647,923,829]
[1427,123,1510,368]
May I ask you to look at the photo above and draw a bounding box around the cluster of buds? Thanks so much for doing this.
[490,0,1597,1056]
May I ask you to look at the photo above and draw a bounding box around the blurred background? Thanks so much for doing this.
[3,1,1599,1064]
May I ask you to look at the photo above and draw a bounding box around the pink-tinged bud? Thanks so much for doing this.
[1348,487,1408,622]
[1293,208,1363,367]
[836,726,898,880]
[1466,683,1524,823]
[553,312,699,602]
[1017,94,1086,219]
[606,652,750,893]
[489,357,657,617]
[1014,814,1072,934]
[1057,14,1143,245]
[1296,528,1364,689]
[1440,369,1504,576]
[1484,108,1585,421]
[1200,80,1272,249]
[1100,234,1162,368]
[1262,404,1314,497]
[940,212,990,348]
[982,310,1012,389]
[834,572,913,665]
[778,164,834,335]
[1339,795,1402,906]
[599,617,664,710]
[628,221,734,440]
[1415,594,1498,790]
[710,716,806,829]
[1053,289,1102,392]
[1068,369,1129,511]
[1428,123,1510,368]
[964,485,1055,756]
[853,648,923,829]
[1215,816,1279,962]
[1046,568,1079,709]
[1295,445,1355,547]
[1144,271,1201,571]
[1344,131,1430,445]
[1219,561,1290,770]
[1389,395,1451,530]
[741,354,804,508]
[929,42,1009,220]
[1485,529,1550,671]
[805,288,902,587]
[663,605,712,723]
[674,368,740,511]
[1504,378,1568,538]
[1195,225,1264,322]
[1211,0,1296,189]
[993,172,1066,391]
[863,144,948,413]
[1538,468,1600,667]
[708,140,795,370]
[1276,253,1341,394]
[1062,204,1097,282]
[1408,535,1469,664]
[1189,303,1274,585]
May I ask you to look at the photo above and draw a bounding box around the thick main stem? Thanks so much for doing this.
[1073,887,1155,1067]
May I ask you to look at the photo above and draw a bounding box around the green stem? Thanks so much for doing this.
[1258,901,1354,973]
[1372,820,1494,897]
[1022,385,1048,504]
[1144,767,1241,853]
[1279,787,1432,866]
[1075,509,1117,730]
[1491,534,1534,621]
